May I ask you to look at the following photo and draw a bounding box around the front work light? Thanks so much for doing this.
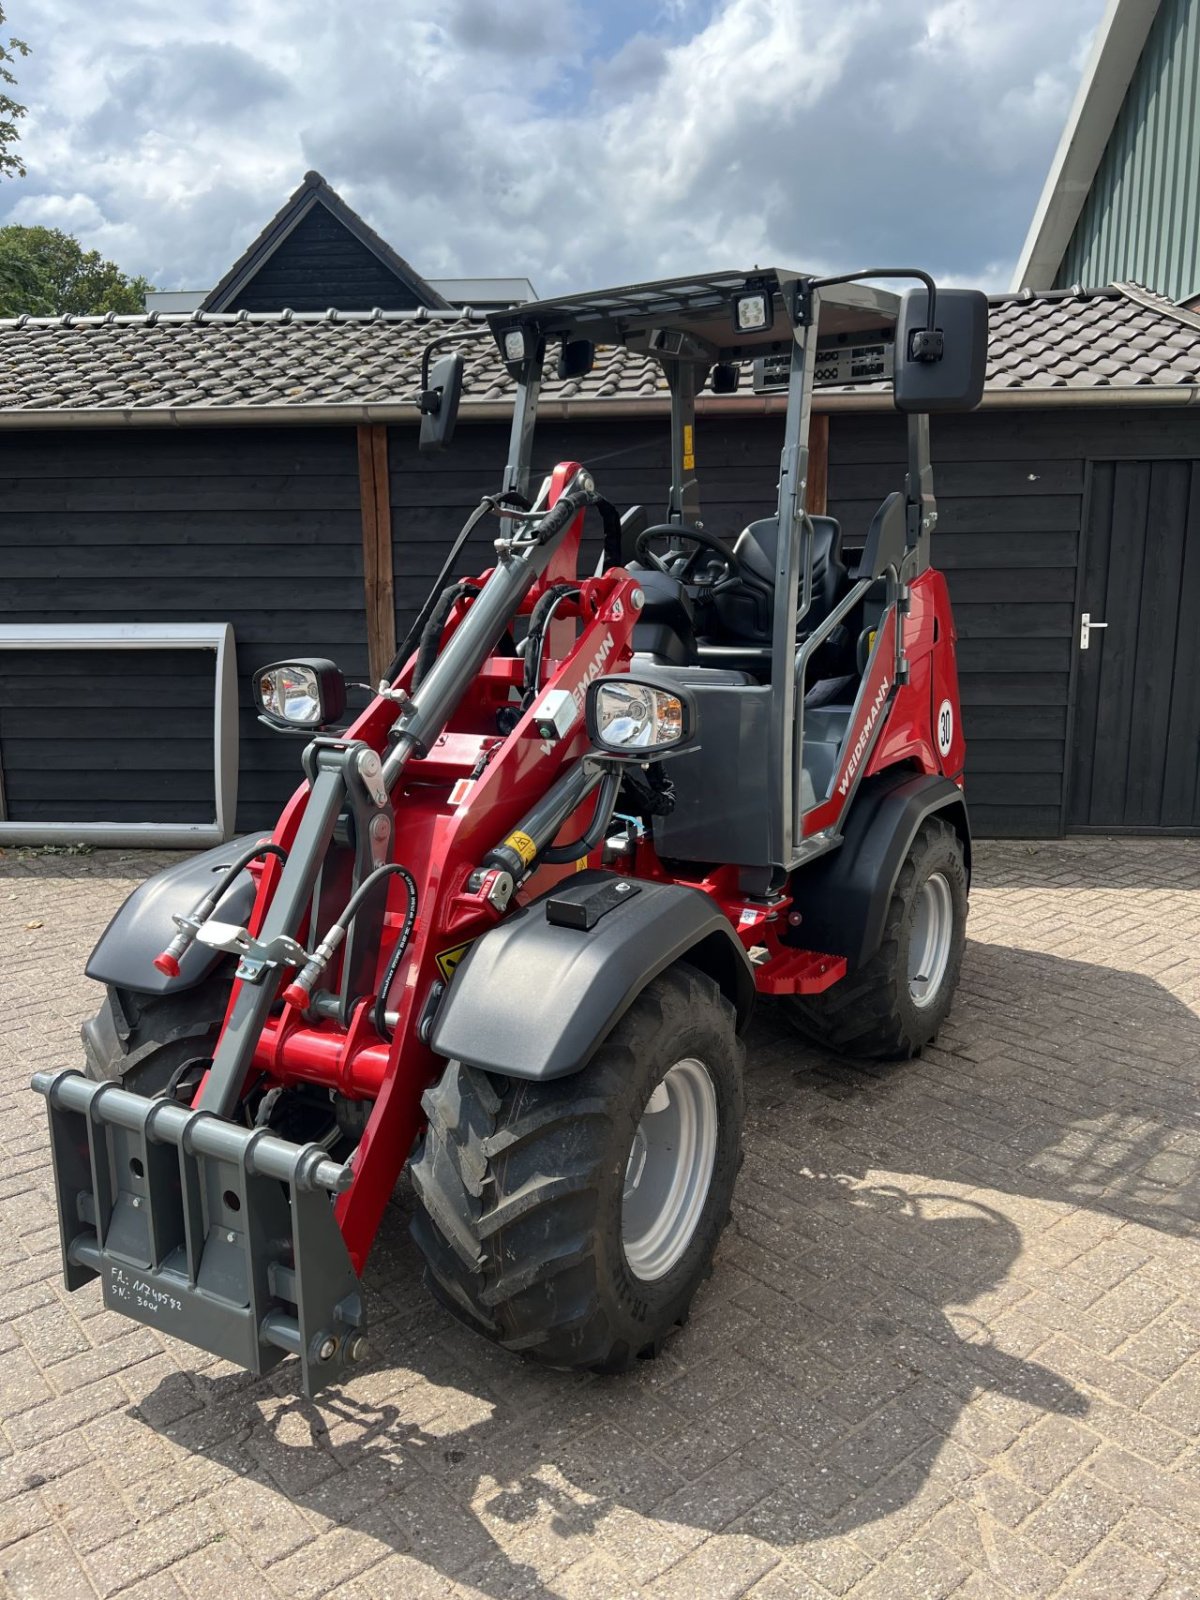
[733,290,772,334]
[502,328,528,363]
[254,658,346,730]
[585,677,695,757]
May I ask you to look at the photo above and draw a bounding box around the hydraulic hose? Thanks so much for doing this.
[379,494,516,685]
[282,862,417,1013]
[541,768,622,864]
[413,580,480,690]
[522,584,580,706]
[371,866,419,1041]
[152,840,288,978]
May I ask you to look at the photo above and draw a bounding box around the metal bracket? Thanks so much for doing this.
[194,920,306,984]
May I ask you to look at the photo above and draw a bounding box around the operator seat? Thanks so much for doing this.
[733,515,848,630]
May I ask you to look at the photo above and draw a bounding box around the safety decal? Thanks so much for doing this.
[936,698,954,758]
[435,942,474,981]
[449,778,474,805]
[506,830,538,866]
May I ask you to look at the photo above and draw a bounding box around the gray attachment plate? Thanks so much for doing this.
[30,1068,364,1398]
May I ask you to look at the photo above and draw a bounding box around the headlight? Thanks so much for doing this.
[253,658,346,730]
[585,678,695,756]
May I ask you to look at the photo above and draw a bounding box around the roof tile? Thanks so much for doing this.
[0,286,1194,417]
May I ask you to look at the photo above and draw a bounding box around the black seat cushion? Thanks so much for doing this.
[733,515,847,628]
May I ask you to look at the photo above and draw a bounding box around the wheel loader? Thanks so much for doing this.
[33,267,988,1394]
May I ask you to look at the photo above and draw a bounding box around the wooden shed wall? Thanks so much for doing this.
[1,405,1197,838]
[828,406,1200,836]
[0,427,365,829]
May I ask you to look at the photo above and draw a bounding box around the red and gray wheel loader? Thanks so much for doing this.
[33,268,988,1394]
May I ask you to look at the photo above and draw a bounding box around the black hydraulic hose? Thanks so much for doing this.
[379,495,517,686]
[372,866,419,1041]
[152,840,288,977]
[541,768,622,863]
[282,862,417,1012]
[522,584,580,706]
[413,580,480,690]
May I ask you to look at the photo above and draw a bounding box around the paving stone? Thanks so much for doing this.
[1051,1538,1169,1600]
[647,1533,780,1600]
[0,1527,96,1599]
[3,842,1200,1598]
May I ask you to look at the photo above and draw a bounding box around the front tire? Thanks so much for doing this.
[409,963,744,1371]
[788,816,967,1059]
[81,978,231,1099]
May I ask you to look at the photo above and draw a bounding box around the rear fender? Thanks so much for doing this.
[791,771,970,972]
[85,834,265,996]
[429,871,755,1081]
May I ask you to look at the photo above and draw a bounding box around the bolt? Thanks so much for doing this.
[226,1231,236,1244]
[318,1336,338,1362]
[131,1197,141,1209]
[631,588,645,610]
[347,1334,370,1364]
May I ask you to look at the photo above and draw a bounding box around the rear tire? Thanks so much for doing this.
[409,963,744,1371]
[81,978,231,1099]
[788,816,967,1059]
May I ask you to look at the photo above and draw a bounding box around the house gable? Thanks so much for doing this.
[202,171,450,314]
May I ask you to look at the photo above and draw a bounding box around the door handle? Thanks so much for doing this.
[1080,612,1108,650]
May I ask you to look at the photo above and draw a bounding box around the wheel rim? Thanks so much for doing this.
[622,1057,719,1282]
[908,872,954,1007]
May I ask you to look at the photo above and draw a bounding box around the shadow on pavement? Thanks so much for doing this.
[122,929,1200,1594]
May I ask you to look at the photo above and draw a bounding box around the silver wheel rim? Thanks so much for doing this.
[908,872,954,1007]
[622,1057,719,1282]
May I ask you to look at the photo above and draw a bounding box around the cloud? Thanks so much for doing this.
[1,0,1106,293]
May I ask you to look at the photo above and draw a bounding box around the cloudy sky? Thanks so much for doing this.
[3,0,1106,297]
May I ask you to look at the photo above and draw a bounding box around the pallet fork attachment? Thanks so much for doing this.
[32,1068,366,1398]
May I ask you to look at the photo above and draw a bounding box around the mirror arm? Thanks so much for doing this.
[803,267,939,350]
[419,326,492,392]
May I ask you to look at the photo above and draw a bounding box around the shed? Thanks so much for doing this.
[0,281,1198,842]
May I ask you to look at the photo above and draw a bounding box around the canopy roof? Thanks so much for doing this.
[487,269,901,360]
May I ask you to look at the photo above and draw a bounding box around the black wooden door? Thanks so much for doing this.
[1068,460,1200,831]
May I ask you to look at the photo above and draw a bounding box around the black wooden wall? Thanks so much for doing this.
[225,207,430,314]
[0,428,366,830]
[2,405,1197,839]
[828,407,1200,836]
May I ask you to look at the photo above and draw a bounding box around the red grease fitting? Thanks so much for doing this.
[152,952,180,978]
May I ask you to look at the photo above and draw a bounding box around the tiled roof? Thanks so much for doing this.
[0,284,1196,421]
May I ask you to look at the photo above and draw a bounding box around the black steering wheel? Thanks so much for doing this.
[632,524,744,590]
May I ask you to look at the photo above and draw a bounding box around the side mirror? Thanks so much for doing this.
[558,338,595,379]
[893,288,988,414]
[586,675,697,758]
[710,362,740,395]
[254,658,346,731]
[419,350,464,454]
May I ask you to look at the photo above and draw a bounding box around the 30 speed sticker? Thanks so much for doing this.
[936,698,954,758]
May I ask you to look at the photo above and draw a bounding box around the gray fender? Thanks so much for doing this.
[429,871,755,1081]
[790,771,971,971]
[85,834,265,996]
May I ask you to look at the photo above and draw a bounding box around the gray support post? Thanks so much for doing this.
[772,291,817,872]
[665,360,703,525]
[198,764,347,1119]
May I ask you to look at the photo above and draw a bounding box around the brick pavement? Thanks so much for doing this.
[0,838,1198,1600]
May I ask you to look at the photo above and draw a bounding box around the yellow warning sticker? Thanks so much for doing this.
[506,830,538,866]
[435,942,473,981]
[682,423,695,472]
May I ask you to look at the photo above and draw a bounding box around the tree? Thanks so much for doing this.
[0,226,152,316]
[0,4,28,181]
